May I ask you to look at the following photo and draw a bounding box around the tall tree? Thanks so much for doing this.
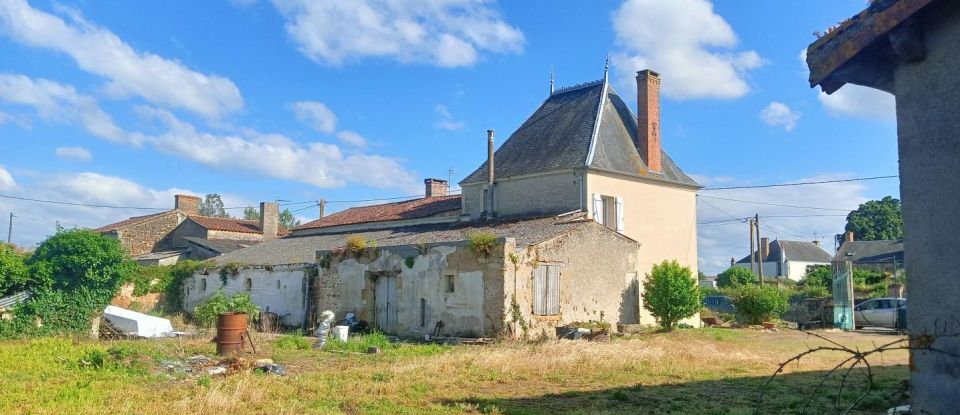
[199,194,230,218]
[845,196,903,241]
[242,206,260,221]
[279,209,301,229]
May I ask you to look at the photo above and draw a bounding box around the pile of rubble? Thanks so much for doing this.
[160,355,286,378]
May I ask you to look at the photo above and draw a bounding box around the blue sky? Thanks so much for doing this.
[0,0,900,273]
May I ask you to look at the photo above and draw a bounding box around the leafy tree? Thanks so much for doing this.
[0,243,29,296]
[242,206,259,221]
[845,196,903,241]
[199,193,231,218]
[279,209,301,229]
[716,266,755,288]
[728,284,789,324]
[804,264,833,291]
[642,260,701,331]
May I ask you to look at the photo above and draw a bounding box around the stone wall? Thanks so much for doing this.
[461,170,584,219]
[114,212,184,256]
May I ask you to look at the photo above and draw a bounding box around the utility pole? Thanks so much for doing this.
[6,212,13,244]
[749,218,756,276]
[756,214,764,285]
[318,199,326,219]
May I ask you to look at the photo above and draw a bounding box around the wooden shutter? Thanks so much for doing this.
[533,266,546,315]
[615,196,624,233]
[593,193,603,224]
[546,264,560,315]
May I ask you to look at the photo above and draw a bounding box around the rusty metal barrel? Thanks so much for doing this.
[216,312,248,356]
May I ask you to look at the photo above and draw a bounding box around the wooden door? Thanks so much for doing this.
[375,275,397,333]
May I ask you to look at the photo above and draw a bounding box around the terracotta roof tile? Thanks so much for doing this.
[296,195,461,231]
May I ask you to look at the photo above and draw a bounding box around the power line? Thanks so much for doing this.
[698,195,854,212]
[696,196,741,221]
[0,193,168,210]
[701,175,898,191]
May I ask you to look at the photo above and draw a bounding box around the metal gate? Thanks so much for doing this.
[832,260,855,331]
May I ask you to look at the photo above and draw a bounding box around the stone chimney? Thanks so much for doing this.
[424,178,449,197]
[174,194,200,214]
[844,231,855,243]
[730,257,735,268]
[259,202,279,240]
[636,69,662,173]
[760,237,770,261]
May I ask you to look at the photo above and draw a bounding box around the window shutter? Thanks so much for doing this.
[593,193,603,224]
[546,265,560,315]
[533,266,546,315]
[615,196,624,233]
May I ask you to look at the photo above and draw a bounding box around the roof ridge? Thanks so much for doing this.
[551,79,603,95]
[584,77,609,166]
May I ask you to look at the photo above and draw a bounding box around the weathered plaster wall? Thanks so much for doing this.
[892,3,960,410]
[112,212,185,256]
[183,265,311,327]
[586,171,698,276]
[316,242,508,337]
[506,223,644,335]
[462,171,583,219]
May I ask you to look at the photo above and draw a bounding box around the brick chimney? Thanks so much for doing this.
[174,194,200,214]
[259,202,279,240]
[636,69,662,173]
[760,237,770,261]
[424,178,449,197]
[844,231,855,243]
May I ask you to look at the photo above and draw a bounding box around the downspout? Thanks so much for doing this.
[486,129,496,220]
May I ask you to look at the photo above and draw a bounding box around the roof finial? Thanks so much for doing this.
[603,54,609,82]
[549,66,555,95]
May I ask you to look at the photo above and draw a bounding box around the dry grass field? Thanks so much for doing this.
[0,328,909,414]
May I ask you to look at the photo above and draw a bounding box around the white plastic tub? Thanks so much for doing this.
[332,325,349,342]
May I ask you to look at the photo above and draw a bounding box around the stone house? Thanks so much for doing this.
[834,232,904,275]
[806,0,960,410]
[189,67,699,336]
[94,195,285,265]
[733,238,832,281]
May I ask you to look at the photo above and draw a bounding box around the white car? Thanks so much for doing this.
[854,298,906,329]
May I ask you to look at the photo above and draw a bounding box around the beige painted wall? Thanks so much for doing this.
[462,170,583,219]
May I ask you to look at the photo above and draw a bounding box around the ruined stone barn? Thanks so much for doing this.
[189,67,699,336]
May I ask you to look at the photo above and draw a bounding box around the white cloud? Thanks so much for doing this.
[696,174,873,274]
[610,0,764,100]
[55,146,92,161]
[271,0,524,67]
[759,102,800,131]
[335,130,368,148]
[434,104,465,131]
[0,74,140,145]
[0,169,251,247]
[0,0,243,119]
[0,165,16,191]
[138,106,419,192]
[290,101,337,134]
[818,85,896,120]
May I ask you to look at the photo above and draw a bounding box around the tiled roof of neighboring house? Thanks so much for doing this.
[93,211,171,233]
[807,0,935,93]
[184,237,258,255]
[214,214,607,266]
[737,240,833,264]
[835,240,904,264]
[186,216,290,236]
[460,80,698,188]
[296,195,462,231]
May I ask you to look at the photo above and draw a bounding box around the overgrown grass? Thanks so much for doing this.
[0,330,909,414]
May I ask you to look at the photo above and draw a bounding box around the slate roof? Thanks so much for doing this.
[296,195,462,231]
[188,216,262,234]
[737,240,833,264]
[94,211,172,233]
[214,215,601,266]
[460,80,697,187]
[184,237,258,255]
[835,240,904,264]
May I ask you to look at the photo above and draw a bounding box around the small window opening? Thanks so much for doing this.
[445,274,455,293]
[244,278,252,291]
[276,280,281,290]
[199,278,207,292]
[420,298,427,327]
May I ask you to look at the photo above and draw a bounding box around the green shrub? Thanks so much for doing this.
[466,231,498,257]
[0,243,29,296]
[192,290,260,328]
[728,284,789,324]
[274,332,313,350]
[716,266,755,288]
[642,260,701,331]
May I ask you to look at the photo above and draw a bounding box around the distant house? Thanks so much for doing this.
[94,195,286,265]
[834,232,904,275]
[186,67,700,336]
[733,238,832,281]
